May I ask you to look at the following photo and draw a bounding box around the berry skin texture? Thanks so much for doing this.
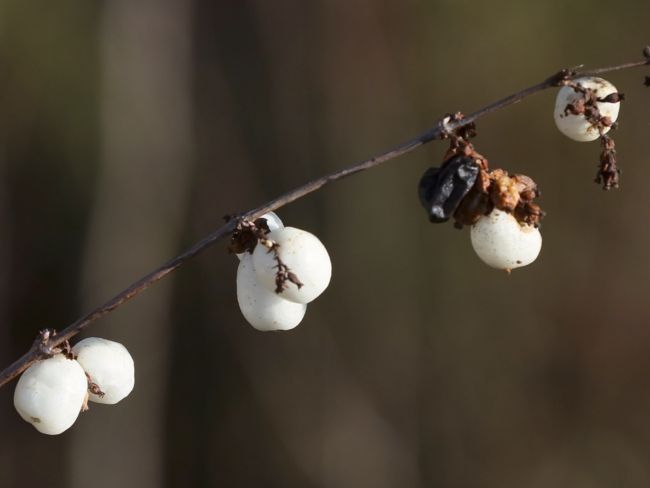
[237,253,307,331]
[73,338,135,405]
[470,209,542,271]
[252,226,332,304]
[13,354,88,435]
[554,77,620,142]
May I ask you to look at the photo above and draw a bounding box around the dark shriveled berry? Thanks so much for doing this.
[418,156,480,223]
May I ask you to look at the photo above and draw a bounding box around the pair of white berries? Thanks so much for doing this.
[236,212,332,331]
[470,76,621,272]
[14,337,134,435]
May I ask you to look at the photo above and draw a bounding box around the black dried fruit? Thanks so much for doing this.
[418,156,480,223]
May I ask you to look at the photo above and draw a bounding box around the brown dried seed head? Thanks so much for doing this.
[229,219,269,255]
[512,174,538,198]
[596,135,620,190]
[490,171,520,212]
[514,202,544,227]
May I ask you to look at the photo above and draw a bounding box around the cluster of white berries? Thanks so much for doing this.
[236,212,332,331]
[13,337,134,435]
[4,77,628,436]
[0,66,637,443]
[553,76,621,142]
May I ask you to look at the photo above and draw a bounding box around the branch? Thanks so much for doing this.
[1,53,648,389]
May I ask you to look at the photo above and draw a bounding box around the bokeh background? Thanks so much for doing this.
[1,0,649,487]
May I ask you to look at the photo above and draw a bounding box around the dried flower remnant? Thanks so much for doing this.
[252,227,331,304]
[262,239,305,294]
[228,217,271,256]
[597,135,619,190]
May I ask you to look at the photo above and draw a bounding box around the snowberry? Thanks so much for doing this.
[14,354,88,435]
[73,337,134,405]
[554,76,620,142]
[237,211,284,261]
[470,209,542,271]
[237,253,307,331]
[252,226,332,304]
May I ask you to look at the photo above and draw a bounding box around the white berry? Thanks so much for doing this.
[237,212,284,261]
[252,226,332,304]
[554,76,620,142]
[73,338,134,405]
[14,354,88,435]
[237,253,307,331]
[470,209,542,271]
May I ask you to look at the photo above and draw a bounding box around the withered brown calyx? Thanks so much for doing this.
[228,217,271,255]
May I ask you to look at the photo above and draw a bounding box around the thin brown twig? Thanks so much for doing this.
[1,54,648,389]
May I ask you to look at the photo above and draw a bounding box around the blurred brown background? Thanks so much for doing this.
[1,0,649,487]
